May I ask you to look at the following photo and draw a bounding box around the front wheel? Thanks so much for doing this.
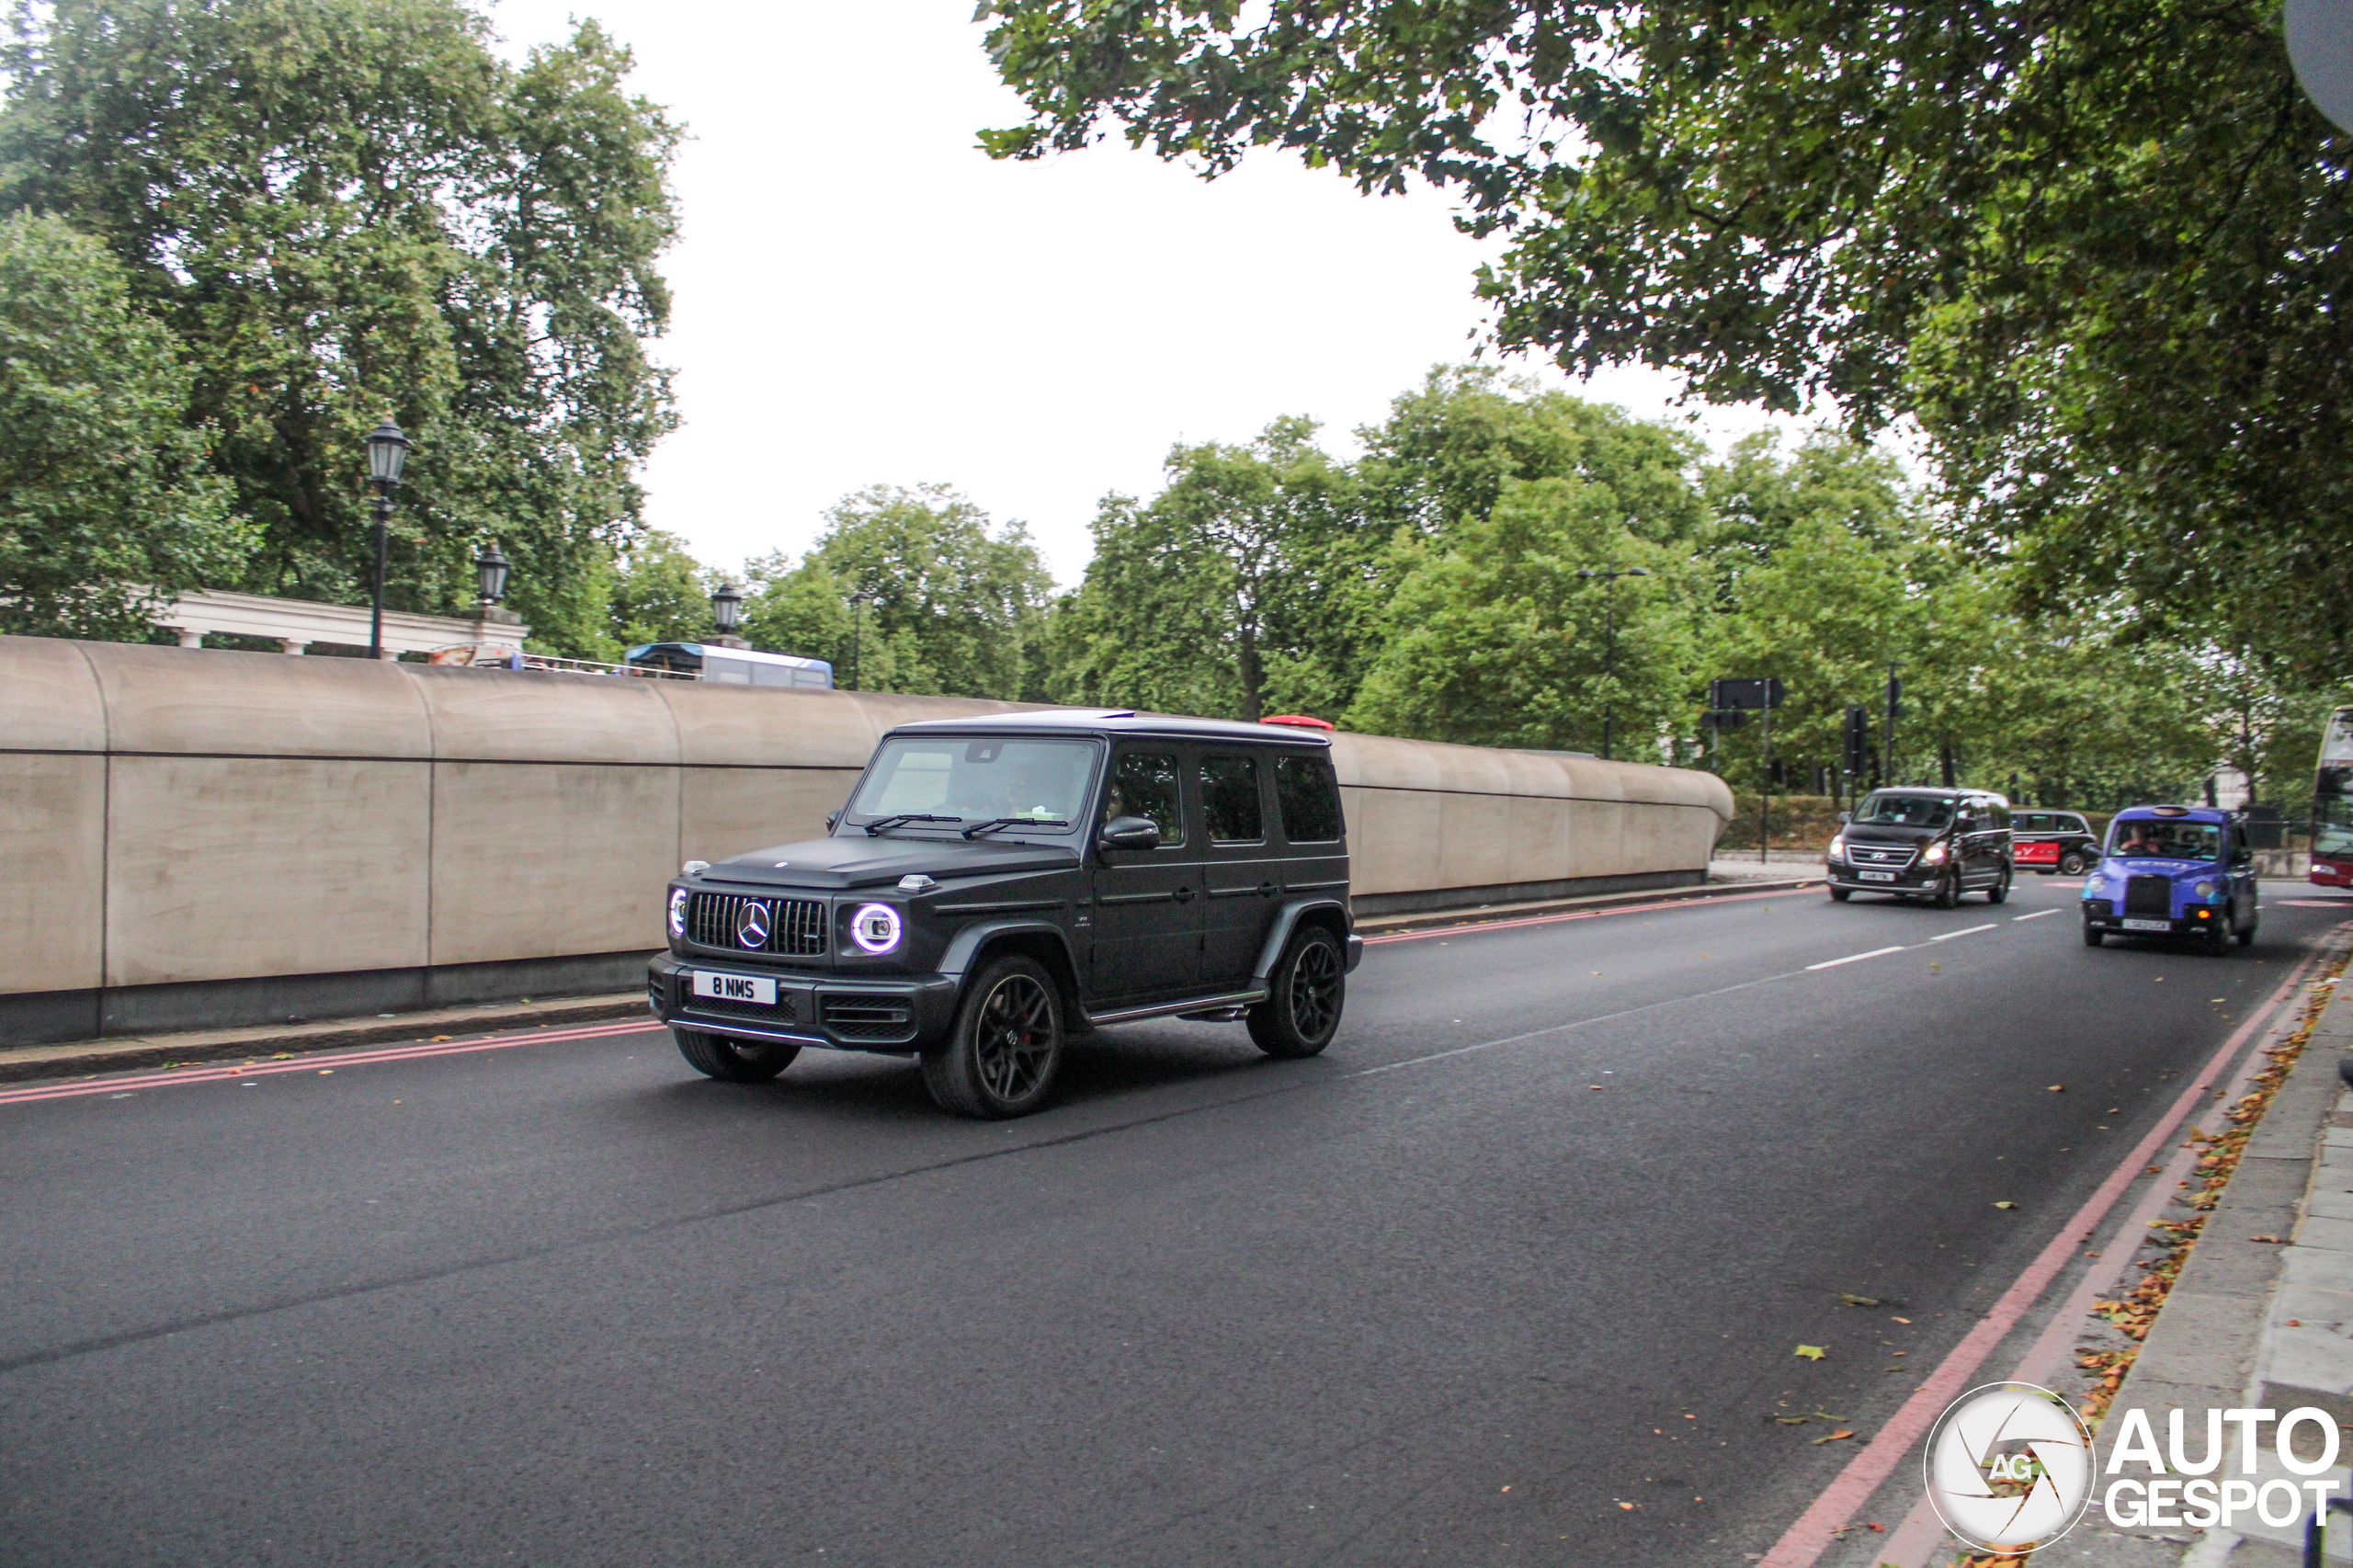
[922,956,1065,1119]
[1828,884,1852,903]
[2060,850,2090,876]
[2206,912,2236,956]
[2237,915,2258,948]
[1932,869,1961,909]
[1248,926,1346,1059]
[1987,869,2012,904]
[675,1028,799,1083]
[2083,926,2104,947]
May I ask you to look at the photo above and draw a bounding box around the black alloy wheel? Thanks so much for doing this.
[2060,850,2090,876]
[1248,926,1346,1059]
[675,1028,800,1083]
[923,955,1065,1119]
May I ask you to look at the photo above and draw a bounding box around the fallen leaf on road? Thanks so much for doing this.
[1838,1293,1882,1308]
[1589,1085,1605,1091]
[1891,1316,1912,1324]
[2251,1234,2287,1244]
[317,1069,334,1075]
[2146,1166,2164,1175]
[1930,960,1941,972]
[2049,1085,2066,1092]
[1812,1429,1856,1444]
[1794,1345,1826,1360]
[1776,1416,1809,1425]
[1618,1501,1636,1510]
[1995,1201,2018,1210]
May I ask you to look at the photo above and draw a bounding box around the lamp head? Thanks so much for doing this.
[474,541,511,606]
[365,421,411,487]
[711,582,746,632]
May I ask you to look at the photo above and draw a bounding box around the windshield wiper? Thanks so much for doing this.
[863,813,961,836]
[961,817,1071,838]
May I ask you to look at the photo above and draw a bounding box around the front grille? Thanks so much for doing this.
[687,992,801,1023]
[821,994,915,1040]
[687,892,828,956]
[2125,875,2173,917]
[1847,845,1914,867]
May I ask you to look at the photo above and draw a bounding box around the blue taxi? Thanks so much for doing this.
[2080,805,2259,951]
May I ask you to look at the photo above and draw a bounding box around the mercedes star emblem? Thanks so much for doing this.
[735,901,771,949]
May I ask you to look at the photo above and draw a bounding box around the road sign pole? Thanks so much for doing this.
[1760,702,1772,865]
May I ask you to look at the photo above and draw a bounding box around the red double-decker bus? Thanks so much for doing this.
[2311,706,2353,887]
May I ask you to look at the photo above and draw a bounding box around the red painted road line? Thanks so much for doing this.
[1755,934,2342,1568]
[1361,884,1818,946]
[0,1018,669,1108]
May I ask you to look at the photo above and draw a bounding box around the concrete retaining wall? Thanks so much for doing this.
[0,636,1733,1043]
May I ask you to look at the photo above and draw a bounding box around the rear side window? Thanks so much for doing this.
[1199,756,1264,843]
[1105,752,1186,846]
[2015,813,2050,832]
[1274,754,1345,844]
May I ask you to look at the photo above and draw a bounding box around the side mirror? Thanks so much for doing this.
[1098,815,1162,852]
[825,810,842,832]
[1836,811,1852,824]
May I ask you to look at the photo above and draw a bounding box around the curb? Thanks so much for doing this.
[0,994,648,1085]
[1352,874,1821,937]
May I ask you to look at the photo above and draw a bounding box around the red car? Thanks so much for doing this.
[2011,811,2101,876]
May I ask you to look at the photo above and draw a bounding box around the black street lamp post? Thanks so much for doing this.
[710,583,748,650]
[365,421,412,661]
[1576,564,1652,760]
[474,541,510,607]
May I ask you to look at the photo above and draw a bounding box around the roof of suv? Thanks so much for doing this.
[886,710,1334,748]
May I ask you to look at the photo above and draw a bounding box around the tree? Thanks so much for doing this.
[1347,474,1708,752]
[976,1,2353,672]
[0,212,246,640]
[0,0,681,655]
[1051,416,1368,721]
[602,529,716,653]
[747,484,1051,699]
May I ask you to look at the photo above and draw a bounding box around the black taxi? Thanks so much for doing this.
[646,710,1363,1118]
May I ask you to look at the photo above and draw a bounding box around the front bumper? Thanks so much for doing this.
[647,953,959,1053]
[2080,901,2227,937]
[1826,859,1949,892]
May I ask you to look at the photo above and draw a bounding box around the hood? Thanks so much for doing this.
[694,833,1083,891]
[1841,825,1940,847]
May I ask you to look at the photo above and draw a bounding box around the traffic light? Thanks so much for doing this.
[1843,706,1870,777]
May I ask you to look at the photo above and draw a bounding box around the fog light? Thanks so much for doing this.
[850,903,903,955]
[667,887,688,937]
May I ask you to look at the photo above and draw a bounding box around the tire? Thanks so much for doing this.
[2207,912,2235,956]
[1828,884,1852,903]
[921,955,1064,1119]
[675,1027,798,1083]
[1986,869,2011,905]
[2237,916,2257,948]
[2060,851,2089,876]
[1247,926,1347,1059]
[2084,926,2104,947]
[1932,869,1961,910]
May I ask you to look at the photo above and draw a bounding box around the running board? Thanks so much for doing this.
[1085,990,1268,1028]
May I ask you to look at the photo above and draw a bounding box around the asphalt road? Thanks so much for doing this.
[6,876,2350,1567]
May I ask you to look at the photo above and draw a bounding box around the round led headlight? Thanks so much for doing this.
[667,886,688,937]
[849,903,903,955]
[2195,880,2218,899]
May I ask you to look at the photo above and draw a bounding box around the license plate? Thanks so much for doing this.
[691,971,776,1005]
[1858,870,1896,881]
[2122,918,2170,932]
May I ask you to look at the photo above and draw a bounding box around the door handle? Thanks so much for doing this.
[1173,886,1194,903]
[1258,881,1278,897]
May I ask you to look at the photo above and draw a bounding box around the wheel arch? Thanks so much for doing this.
[942,920,1083,1016]
[1252,898,1350,985]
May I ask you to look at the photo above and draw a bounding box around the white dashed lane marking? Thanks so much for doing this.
[2012,909,2059,921]
[1805,946,1907,971]
[1930,923,2000,941]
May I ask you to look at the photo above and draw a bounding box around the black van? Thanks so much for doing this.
[646,710,1363,1119]
[1826,788,2015,906]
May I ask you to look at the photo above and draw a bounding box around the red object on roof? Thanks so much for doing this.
[1259,714,1335,731]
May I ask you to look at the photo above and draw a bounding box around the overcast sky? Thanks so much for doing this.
[487,0,1802,586]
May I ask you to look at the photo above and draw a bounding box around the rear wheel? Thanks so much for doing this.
[922,956,1064,1119]
[2060,850,2090,876]
[675,1028,799,1083]
[1828,884,1852,903]
[1248,926,1346,1059]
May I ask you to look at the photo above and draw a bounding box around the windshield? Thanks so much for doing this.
[2107,818,2221,861]
[847,737,1097,832]
[1853,793,1953,829]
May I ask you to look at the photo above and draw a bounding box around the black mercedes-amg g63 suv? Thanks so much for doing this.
[646,710,1363,1118]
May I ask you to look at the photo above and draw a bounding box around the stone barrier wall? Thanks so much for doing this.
[0,636,1733,1043]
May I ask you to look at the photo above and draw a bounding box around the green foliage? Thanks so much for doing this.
[603,530,715,653]
[1051,417,1370,721]
[0,0,681,656]
[745,485,1051,698]
[0,212,247,639]
[975,0,2353,675]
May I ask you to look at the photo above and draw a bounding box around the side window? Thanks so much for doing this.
[1103,752,1185,846]
[1199,755,1264,844]
[1273,754,1345,844]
